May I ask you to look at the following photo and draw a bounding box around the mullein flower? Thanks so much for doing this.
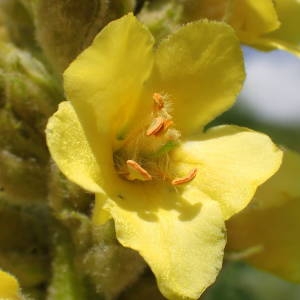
[226,149,300,282]
[255,0,300,56]
[182,0,300,56]
[46,14,282,299]
[0,270,23,300]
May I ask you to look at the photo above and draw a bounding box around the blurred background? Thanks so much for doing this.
[213,47,300,152]
[205,48,300,300]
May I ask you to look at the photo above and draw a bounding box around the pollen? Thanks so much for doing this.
[171,168,198,186]
[126,159,152,181]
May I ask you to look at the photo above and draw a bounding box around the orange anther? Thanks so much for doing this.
[146,116,165,136]
[126,160,152,181]
[171,168,198,186]
[163,119,174,131]
[153,93,164,110]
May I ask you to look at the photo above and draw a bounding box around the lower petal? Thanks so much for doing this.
[97,186,225,300]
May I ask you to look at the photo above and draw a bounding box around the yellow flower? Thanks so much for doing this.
[0,270,22,300]
[255,0,300,57]
[46,14,282,299]
[226,149,300,282]
[183,0,300,56]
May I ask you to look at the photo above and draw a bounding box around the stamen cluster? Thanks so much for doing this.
[114,93,197,185]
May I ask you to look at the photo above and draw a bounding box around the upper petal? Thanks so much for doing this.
[170,125,283,219]
[94,185,225,300]
[64,13,155,156]
[46,101,103,193]
[226,149,300,282]
[151,20,245,136]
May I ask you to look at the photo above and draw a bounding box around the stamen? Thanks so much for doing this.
[146,116,165,136]
[171,168,198,186]
[126,160,152,181]
[163,119,174,131]
[153,93,164,110]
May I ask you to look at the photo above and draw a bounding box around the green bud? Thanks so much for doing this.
[121,273,166,300]
[137,0,183,41]
[0,107,47,161]
[48,222,103,300]
[48,163,94,214]
[48,163,145,299]
[0,150,47,204]
[34,0,135,72]
[84,221,146,299]
[0,0,38,51]
[0,197,50,288]
[0,40,62,204]
[110,0,137,16]
[0,42,62,129]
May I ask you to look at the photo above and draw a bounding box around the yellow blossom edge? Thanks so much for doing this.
[253,0,300,57]
[171,125,283,220]
[226,149,300,282]
[0,270,22,300]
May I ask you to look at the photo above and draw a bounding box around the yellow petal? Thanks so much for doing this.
[152,20,245,136]
[96,185,225,300]
[226,149,300,282]
[255,0,300,56]
[250,149,300,209]
[171,125,283,219]
[0,270,21,300]
[64,13,154,158]
[46,101,103,193]
[227,0,280,43]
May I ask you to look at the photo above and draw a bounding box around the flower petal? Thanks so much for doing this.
[152,20,245,136]
[95,186,225,300]
[227,0,280,43]
[63,13,154,155]
[0,270,21,300]
[255,0,300,57]
[170,125,283,219]
[226,149,300,282]
[46,101,103,193]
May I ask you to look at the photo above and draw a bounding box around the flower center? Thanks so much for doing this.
[113,93,197,186]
